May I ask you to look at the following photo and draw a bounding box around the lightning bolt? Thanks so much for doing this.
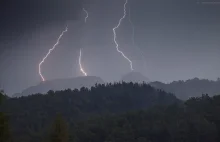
[113,0,134,71]
[39,26,68,82]
[79,49,87,76]
[77,7,89,76]
[128,4,147,72]
[83,8,89,23]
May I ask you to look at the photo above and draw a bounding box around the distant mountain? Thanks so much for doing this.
[150,78,220,100]
[14,76,104,97]
[121,72,150,83]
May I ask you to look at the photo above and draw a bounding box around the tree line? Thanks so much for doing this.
[1,82,220,141]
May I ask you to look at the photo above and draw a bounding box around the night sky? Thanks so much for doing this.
[0,0,220,95]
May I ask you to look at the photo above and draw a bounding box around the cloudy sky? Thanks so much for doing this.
[0,0,220,95]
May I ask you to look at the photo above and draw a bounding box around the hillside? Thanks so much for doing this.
[13,76,104,97]
[150,78,220,100]
[1,82,179,142]
[74,95,220,142]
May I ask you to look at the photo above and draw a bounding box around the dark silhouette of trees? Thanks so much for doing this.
[73,96,219,142]
[0,91,10,142]
[50,114,69,142]
[1,82,220,142]
[0,82,179,142]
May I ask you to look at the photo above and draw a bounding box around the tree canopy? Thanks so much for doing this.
[1,82,220,142]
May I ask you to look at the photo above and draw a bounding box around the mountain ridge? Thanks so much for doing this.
[13,76,104,97]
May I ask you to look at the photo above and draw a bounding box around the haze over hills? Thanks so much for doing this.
[13,76,104,97]
[150,78,220,100]
[122,72,220,100]
[13,71,220,100]
[14,72,150,97]
[121,72,220,100]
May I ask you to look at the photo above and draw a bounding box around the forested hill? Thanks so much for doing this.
[74,95,220,142]
[150,78,220,100]
[0,83,180,142]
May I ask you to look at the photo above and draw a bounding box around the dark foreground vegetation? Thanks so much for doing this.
[0,83,220,142]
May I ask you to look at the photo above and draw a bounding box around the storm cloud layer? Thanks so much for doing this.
[0,0,82,28]
[0,0,220,95]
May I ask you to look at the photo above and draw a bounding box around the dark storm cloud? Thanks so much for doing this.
[0,0,84,94]
[1,0,220,95]
[0,0,84,61]
[0,0,83,37]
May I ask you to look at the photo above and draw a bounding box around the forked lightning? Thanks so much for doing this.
[113,0,134,71]
[78,7,89,76]
[39,26,68,82]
